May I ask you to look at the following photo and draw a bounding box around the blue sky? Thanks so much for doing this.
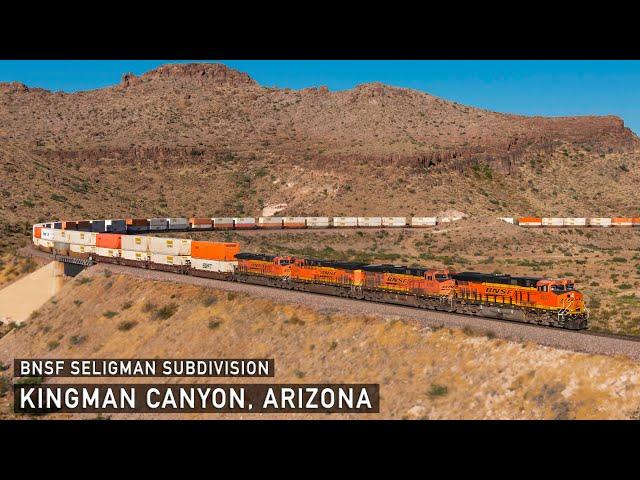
[1,60,638,134]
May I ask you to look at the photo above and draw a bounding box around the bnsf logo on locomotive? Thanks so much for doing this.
[485,287,511,295]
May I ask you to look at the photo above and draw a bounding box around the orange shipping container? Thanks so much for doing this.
[191,241,240,261]
[96,233,122,249]
[632,218,640,226]
[34,227,42,239]
[612,217,633,226]
[190,217,213,226]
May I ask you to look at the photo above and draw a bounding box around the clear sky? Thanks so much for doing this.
[1,60,638,134]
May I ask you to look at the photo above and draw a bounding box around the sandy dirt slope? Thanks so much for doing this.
[1,271,639,420]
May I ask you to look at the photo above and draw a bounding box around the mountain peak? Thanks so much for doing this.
[121,63,257,88]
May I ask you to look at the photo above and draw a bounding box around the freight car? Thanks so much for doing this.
[32,223,589,330]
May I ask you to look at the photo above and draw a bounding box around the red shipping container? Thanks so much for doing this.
[96,233,122,249]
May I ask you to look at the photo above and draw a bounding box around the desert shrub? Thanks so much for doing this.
[227,292,238,301]
[428,383,448,397]
[122,301,133,310]
[47,340,59,351]
[103,269,112,278]
[207,319,222,329]
[76,277,92,285]
[69,335,86,346]
[202,295,218,307]
[117,320,138,331]
[142,301,157,313]
[103,311,119,319]
[29,310,40,320]
[73,300,83,307]
[154,303,178,320]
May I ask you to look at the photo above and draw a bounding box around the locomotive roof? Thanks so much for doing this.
[236,252,277,261]
[452,272,542,288]
[362,264,428,276]
[303,258,368,270]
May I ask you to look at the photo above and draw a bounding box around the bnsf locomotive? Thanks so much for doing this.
[32,221,589,330]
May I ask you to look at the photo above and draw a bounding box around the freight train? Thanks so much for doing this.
[31,219,589,330]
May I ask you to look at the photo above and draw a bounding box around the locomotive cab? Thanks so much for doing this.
[535,278,586,315]
[536,278,575,294]
[423,269,456,295]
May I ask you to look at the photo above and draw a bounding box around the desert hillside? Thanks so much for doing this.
[1,63,640,255]
[1,270,639,420]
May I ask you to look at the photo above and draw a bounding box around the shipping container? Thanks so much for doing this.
[53,222,62,229]
[212,217,234,230]
[632,218,640,227]
[106,219,127,233]
[588,218,612,227]
[231,217,255,229]
[53,241,70,255]
[89,220,106,233]
[121,235,150,252]
[191,241,240,261]
[34,226,42,239]
[283,217,306,229]
[149,218,168,231]
[563,218,587,227]
[190,258,237,273]
[149,254,190,266]
[410,217,437,227]
[40,228,56,241]
[305,217,330,228]
[542,218,565,227]
[126,218,149,226]
[189,217,213,230]
[167,217,189,230]
[96,233,122,249]
[121,250,150,262]
[517,217,543,227]
[148,237,192,256]
[357,217,382,228]
[382,217,407,227]
[499,217,515,224]
[77,220,92,232]
[95,247,121,258]
[70,244,96,255]
[332,217,358,228]
[62,221,78,230]
[66,230,97,246]
[611,217,633,227]
[258,217,284,229]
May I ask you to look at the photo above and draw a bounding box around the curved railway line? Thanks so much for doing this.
[23,246,640,361]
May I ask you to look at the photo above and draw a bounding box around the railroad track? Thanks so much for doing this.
[21,246,640,361]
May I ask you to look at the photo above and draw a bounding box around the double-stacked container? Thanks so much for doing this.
[332,217,358,228]
[190,241,240,276]
[357,217,382,228]
[126,218,150,233]
[517,217,543,227]
[305,217,330,228]
[148,237,192,267]
[167,217,189,230]
[106,219,127,233]
[382,217,407,227]
[410,217,437,227]
[283,217,306,229]
[258,217,284,229]
[189,217,213,230]
[588,218,612,227]
[213,218,234,230]
[612,217,633,227]
[542,218,565,227]
[149,218,168,231]
[233,218,256,229]
[563,218,587,227]
[95,233,122,258]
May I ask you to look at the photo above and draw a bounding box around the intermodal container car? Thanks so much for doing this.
[70,244,95,258]
[67,230,97,246]
[588,218,612,227]
[189,217,213,230]
[149,218,168,231]
[357,217,382,228]
[95,247,120,258]
[612,217,633,227]
[517,217,543,227]
[283,217,306,229]
[167,217,189,230]
[106,219,127,233]
[149,254,190,266]
[542,218,564,227]
[258,217,284,229]
[121,250,150,262]
[77,220,92,232]
[126,218,150,233]
[633,218,640,227]
[563,218,587,226]
[332,217,358,228]
[121,235,150,252]
[410,217,437,227]
[212,218,234,230]
[305,217,330,228]
[190,258,237,273]
[233,217,256,229]
[62,221,78,230]
[90,220,107,233]
[381,217,406,227]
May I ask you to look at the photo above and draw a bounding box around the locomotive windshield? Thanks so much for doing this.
[435,273,450,281]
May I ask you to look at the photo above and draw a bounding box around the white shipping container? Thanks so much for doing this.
[167,217,189,230]
[411,217,437,227]
[357,217,382,227]
[542,218,565,227]
[258,217,283,228]
[70,244,95,255]
[40,228,56,241]
[38,239,54,249]
[121,235,150,252]
[306,217,330,228]
[233,217,256,228]
[563,218,587,226]
[150,254,189,266]
[66,230,97,246]
[121,250,150,262]
[499,217,515,224]
[213,217,235,228]
[332,217,358,227]
[95,247,121,258]
[589,218,612,227]
[190,258,237,273]
[382,217,407,227]
[149,218,168,231]
[148,237,192,256]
